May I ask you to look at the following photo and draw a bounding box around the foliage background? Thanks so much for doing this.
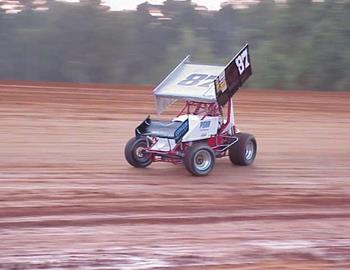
[0,0,349,91]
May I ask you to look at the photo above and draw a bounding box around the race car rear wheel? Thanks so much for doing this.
[124,137,152,168]
[184,143,215,176]
[229,133,257,166]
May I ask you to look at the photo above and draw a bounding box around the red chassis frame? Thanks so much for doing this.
[144,99,238,164]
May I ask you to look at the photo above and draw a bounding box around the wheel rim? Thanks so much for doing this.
[135,146,145,158]
[194,150,212,171]
[134,143,150,162]
[245,141,255,160]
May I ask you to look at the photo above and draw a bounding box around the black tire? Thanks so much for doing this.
[229,133,257,166]
[184,143,215,176]
[124,137,152,168]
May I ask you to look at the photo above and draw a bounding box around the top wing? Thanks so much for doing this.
[153,44,252,113]
[214,44,252,106]
[153,56,224,113]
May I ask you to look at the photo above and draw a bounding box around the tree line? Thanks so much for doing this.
[0,0,349,91]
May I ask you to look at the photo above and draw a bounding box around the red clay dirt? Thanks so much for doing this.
[0,82,349,269]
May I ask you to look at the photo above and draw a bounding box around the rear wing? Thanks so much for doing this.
[153,44,252,113]
[214,44,252,106]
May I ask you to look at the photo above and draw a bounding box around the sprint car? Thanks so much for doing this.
[125,44,257,176]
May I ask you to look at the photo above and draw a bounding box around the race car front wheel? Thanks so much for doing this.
[184,143,215,176]
[229,133,257,166]
[124,137,152,168]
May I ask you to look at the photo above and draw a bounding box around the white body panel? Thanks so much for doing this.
[148,115,219,152]
[173,115,219,142]
[151,138,176,151]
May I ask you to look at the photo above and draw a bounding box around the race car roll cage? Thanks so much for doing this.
[143,98,238,164]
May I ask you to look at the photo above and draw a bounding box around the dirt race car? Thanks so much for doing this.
[125,44,257,176]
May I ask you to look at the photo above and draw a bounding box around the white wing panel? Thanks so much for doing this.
[154,58,224,113]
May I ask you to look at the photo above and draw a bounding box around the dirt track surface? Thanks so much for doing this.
[0,82,349,269]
